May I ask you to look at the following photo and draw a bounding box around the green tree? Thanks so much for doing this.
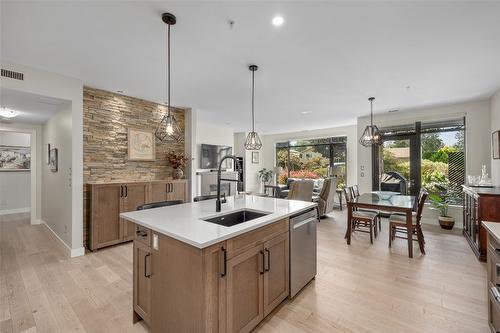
[387,140,409,148]
[422,133,444,159]
[454,130,465,150]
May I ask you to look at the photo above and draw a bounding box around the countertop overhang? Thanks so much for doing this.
[120,195,317,249]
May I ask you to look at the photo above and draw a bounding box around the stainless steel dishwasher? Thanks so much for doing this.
[289,208,318,298]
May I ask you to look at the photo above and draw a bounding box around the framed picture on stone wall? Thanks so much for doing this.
[128,128,156,161]
[493,130,500,159]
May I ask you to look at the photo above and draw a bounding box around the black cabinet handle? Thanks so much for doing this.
[120,185,123,198]
[265,248,270,272]
[220,246,227,277]
[125,185,128,197]
[144,253,151,278]
[166,183,169,193]
[260,250,265,275]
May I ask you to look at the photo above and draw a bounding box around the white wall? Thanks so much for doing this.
[0,61,83,256]
[357,99,491,194]
[252,125,358,192]
[0,131,31,214]
[42,107,73,247]
[492,89,500,186]
[191,120,235,197]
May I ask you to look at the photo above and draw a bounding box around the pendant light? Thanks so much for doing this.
[244,65,262,150]
[359,97,382,147]
[155,13,183,143]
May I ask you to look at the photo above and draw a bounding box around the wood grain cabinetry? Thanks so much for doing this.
[88,180,188,250]
[486,229,500,332]
[463,186,500,261]
[133,237,152,326]
[133,218,290,332]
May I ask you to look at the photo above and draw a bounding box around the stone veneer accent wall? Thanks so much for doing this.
[83,86,185,246]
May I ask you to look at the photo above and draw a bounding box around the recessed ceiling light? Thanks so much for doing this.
[0,107,19,118]
[301,111,312,114]
[272,16,284,26]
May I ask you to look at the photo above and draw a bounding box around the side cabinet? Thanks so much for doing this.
[90,183,122,250]
[121,182,149,241]
[263,232,289,317]
[133,230,151,326]
[88,180,188,251]
[462,186,500,261]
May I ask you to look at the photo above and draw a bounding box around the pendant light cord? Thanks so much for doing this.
[370,98,373,127]
[251,69,255,132]
[167,23,171,117]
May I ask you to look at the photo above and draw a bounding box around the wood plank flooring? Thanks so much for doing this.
[0,211,488,333]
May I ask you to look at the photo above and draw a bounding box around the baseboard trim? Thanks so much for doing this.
[0,207,30,215]
[41,220,85,258]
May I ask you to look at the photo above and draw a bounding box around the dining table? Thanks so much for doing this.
[346,191,416,258]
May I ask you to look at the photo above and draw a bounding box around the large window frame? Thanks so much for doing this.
[276,136,347,185]
[372,118,466,202]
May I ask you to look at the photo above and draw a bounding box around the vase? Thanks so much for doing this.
[438,216,455,230]
[173,168,183,180]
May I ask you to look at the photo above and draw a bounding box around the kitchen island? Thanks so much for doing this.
[120,194,317,333]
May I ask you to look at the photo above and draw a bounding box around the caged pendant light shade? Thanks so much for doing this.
[244,65,262,150]
[359,97,382,147]
[155,13,184,143]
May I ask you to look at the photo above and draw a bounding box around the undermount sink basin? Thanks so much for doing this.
[202,209,271,227]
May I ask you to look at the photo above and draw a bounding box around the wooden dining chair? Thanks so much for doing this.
[388,188,428,254]
[344,187,378,244]
[350,184,381,232]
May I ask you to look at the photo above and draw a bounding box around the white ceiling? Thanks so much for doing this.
[0,88,69,124]
[2,1,500,133]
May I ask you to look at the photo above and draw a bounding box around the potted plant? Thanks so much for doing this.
[166,151,190,179]
[258,168,273,193]
[428,192,455,230]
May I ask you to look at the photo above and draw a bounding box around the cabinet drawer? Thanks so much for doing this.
[489,282,500,333]
[135,225,151,246]
[226,218,288,259]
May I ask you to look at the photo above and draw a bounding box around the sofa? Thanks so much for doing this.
[317,177,338,217]
[277,177,324,198]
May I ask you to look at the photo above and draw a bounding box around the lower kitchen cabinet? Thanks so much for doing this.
[226,244,264,333]
[263,232,289,317]
[133,239,151,326]
[133,220,290,333]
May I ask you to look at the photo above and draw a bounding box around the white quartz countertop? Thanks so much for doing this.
[120,195,317,249]
[483,221,500,244]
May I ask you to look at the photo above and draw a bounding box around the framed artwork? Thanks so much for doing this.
[252,151,260,164]
[493,130,500,159]
[0,145,30,171]
[49,148,58,172]
[128,128,155,161]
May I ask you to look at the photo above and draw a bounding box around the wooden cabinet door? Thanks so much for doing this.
[150,182,168,203]
[121,182,149,241]
[226,244,264,333]
[167,181,187,202]
[133,240,151,325]
[91,184,122,250]
[263,232,289,317]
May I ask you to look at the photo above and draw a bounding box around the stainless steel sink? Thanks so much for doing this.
[202,209,271,227]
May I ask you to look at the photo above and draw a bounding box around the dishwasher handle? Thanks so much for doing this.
[292,217,317,230]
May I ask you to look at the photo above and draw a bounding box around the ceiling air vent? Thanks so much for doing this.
[1,68,24,81]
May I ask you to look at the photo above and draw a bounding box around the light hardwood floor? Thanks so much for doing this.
[0,211,488,333]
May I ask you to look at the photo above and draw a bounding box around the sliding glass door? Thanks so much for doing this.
[373,119,465,200]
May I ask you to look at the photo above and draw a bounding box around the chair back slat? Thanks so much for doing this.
[415,189,428,227]
[352,185,360,197]
[344,187,354,203]
[137,200,183,210]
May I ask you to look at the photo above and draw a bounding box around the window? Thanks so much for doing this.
[275,137,347,187]
[373,119,465,204]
